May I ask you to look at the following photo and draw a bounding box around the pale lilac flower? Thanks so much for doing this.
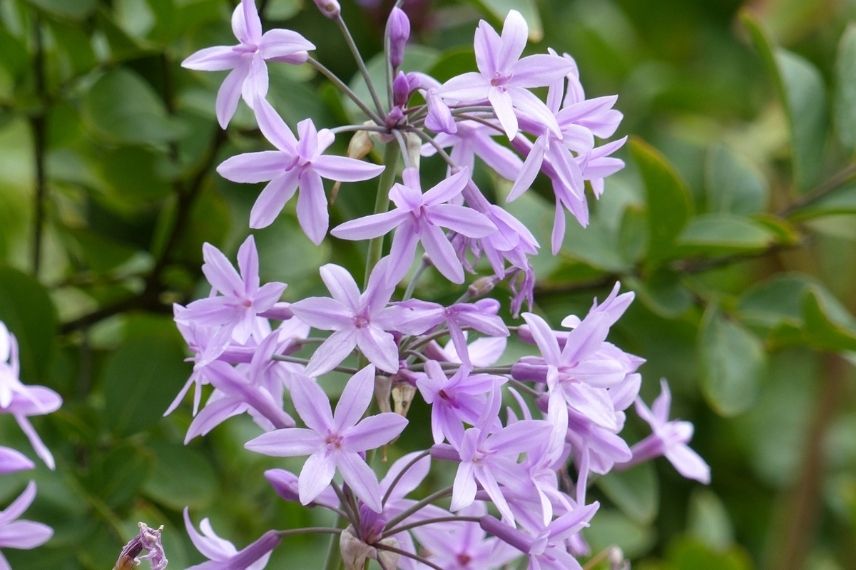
[0,482,53,567]
[426,335,507,368]
[451,409,552,525]
[178,236,286,345]
[265,468,340,511]
[416,504,520,570]
[0,447,34,475]
[245,365,408,512]
[0,323,61,469]
[217,97,385,242]
[439,10,574,139]
[184,508,275,570]
[182,0,315,127]
[417,361,505,446]
[290,261,403,375]
[397,298,508,366]
[627,380,710,483]
[331,167,495,284]
[422,121,523,180]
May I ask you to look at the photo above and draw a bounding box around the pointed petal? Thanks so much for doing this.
[665,444,711,484]
[298,452,336,505]
[313,156,385,182]
[296,171,328,245]
[421,224,464,283]
[521,313,562,365]
[440,73,490,103]
[245,428,323,456]
[428,204,495,238]
[218,151,287,183]
[337,452,383,512]
[305,330,357,377]
[451,462,477,511]
[422,168,470,206]
[512,54,576,88]
[290,376,334,432]
[249,169,301,229]
[319,264,361,310]
[0,521,52,549]
[182,46,241,71]
[345,413,408,452]
[253,96,297,151]
[216,65,249,129]
[333,364,375,430]
[331,209,408,241]
[241,54,269,105]
[290,297,351,330]
[0,482,36,527]
[507,136,545,202]
[488,88,518,140]
[497,10,528,72]
[356,326,399,373]
[236,235,259,292]
[259,29,315,59]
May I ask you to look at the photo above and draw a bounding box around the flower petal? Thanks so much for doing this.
[421,224,464,284]
[245,428,323,457]
[296,171,328,245]
[345,413,408,452]
[427,204,495,238]
[298,453,336,505]
[290,297,352,330]
[250,169,301,229]
[333,364,375,430]
[259,29,315,60]
[355,326,399,374]
[337,451,383,512]
[289,376,334,432]
[488,88,517,140]
[313,155,385,182]
[304,330,357,377]
[182,46,241,71]
[216,65,249,129]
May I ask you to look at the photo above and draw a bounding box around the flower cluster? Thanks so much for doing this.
[0,322,61,566]
[173,1,708,568]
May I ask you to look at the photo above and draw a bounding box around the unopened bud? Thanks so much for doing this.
[386,7,411,69]
[392,71,412,107]
[392,381,417,417]
[313,0,340,18]
[467,276,496,298]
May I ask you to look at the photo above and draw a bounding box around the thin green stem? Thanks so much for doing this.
[308,56,383,125]
[336,14,385,115]
[271,355,357,375]
[30,13,47,277]
[381,515,482,540]
[381,450,430,506]
[364,144,401,288]
[278,527,343,538]
[383,486,453,531]
[402,257,430,300]
[375,544,443,570]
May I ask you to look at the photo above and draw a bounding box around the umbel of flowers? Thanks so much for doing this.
[173,1,710,568]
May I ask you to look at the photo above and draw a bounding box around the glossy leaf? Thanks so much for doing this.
[705,144,767,215]
[26,0,96,20]
[834,24,856,153]
[676,214,776,255]
[743,13,827,192]
[0,267,57,381]
[699,308,765,416]
[631,138,693,265]
[597,462,659,524]
[802,286,856,352]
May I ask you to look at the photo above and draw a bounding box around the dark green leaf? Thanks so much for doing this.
[101,316,189,435]
[699,307,765,416]
[142,442,218,510]
[688,490,733,550]
[630,138,693,265]
[834,24,856,152]
[85,444,154,508]
[676,214,776,255]
[705,144,767,215]
[26,0,96,20]
[626,271,693,319]
[82,69,182,145]
[743,13,827,192]
[583,509,655,559]
[802,286,856,352]
[0,267,57,381]
[666,537,752,570]
[597,462,659,524]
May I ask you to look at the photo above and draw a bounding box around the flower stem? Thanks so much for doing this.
[381,515,482,539]
[308,56,383,125]
[364,143,400,288]
[381,450,430,506]
[382,486,453,531]
[375,544,443,570]
[336,14,385,116]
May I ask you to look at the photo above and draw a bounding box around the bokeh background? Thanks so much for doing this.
[0,0,855,567]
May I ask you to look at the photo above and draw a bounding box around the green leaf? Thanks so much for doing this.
[699,307,765,416]
[469,0,543,42]
[705,144,767,215]
[84,444,154,508]
[0,267,57,381]
[597,462,659,524]
[802,286,856,352]
[142,442,218,510]
[738,273,812,330]
[834,24,856,152]
[789,183,856,220]
[688,490,734,550]
[82,68,182,146]
[676,213,776,255]
[666,537,752,570]
[626,271,693,319]
[583,509,655,559]
[101,316,189,435]
[26,0,96,20]
[742,13,827,192]
[630,138,693,265]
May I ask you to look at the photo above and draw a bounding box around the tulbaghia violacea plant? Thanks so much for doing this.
[172,1,709,568]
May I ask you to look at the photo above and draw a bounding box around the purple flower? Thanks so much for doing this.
[181,0,315,127]
[417,361,506,446]
[386,7,411,69]
[217,97,385,242]
[0,482,53,566]
[184,508,276,570]
[397,298,508,366]
[178,236,286,346]
[0,447,34,475]
[627,380,710,483]
[0,322,62,469]
[290,261,402,375]
[331,167,495,284]
[439,10,574,139]
[245,365,408,512]
[426,335,507,368]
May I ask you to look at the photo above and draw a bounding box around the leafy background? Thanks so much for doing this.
[0,0,855,567]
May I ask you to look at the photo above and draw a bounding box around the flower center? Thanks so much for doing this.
[233,44,258,55]
[490,73,510,89]
[456,553,472,566]
[324,433,343,450]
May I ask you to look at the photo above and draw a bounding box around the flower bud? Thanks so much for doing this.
[392,71,411,108]
[386,7,411,69]
[313,0,340,18]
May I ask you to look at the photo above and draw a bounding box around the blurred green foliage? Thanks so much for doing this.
[0,0,855,568]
